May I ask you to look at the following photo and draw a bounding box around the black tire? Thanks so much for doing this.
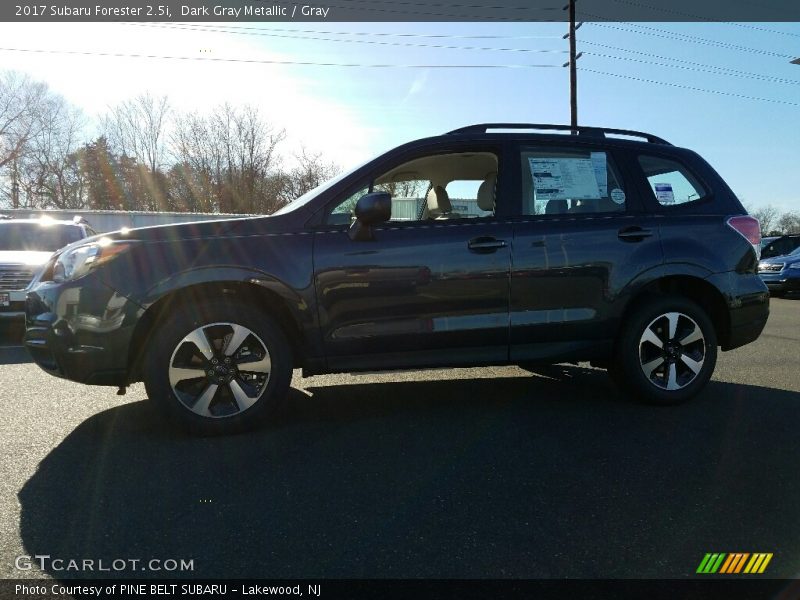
[611,295,717,406]
[143,299,292,435]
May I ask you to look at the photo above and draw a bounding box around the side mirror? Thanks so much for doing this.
[349,192,391,241]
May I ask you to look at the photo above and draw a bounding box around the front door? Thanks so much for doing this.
[313,147,513,371]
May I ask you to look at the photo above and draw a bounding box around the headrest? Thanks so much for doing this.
[477,172,497,212]
[545,200,568,214]
[426,185,452,214]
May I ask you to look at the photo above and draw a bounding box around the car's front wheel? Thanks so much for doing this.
[143,300,292,435]
[611,296,717,405]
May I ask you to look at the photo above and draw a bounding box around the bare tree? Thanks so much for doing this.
[19,95,86,209]
[776,212,800,235]
[278,147,339,205]
[104,92,170,174]
[750,204,780,236]
[0,71,52,207]
[170,104,286,213]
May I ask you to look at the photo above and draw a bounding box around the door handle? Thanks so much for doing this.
[618,226,653,242]
[468,237,507,253]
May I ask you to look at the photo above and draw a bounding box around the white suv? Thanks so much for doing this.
[0,217,96,321]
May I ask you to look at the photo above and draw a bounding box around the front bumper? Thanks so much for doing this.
[759,271,800,294]
[0,290,27,320]
[24,275,142,386]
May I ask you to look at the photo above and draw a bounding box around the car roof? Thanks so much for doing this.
[445,123,672,145]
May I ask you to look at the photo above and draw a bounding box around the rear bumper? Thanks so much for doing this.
[707,272,769,351]
[24,276,141,386]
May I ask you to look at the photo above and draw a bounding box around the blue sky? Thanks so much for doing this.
[0,20,798,211]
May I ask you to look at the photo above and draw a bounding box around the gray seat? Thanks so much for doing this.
[545,199,568,214]
[426,185,458,219]
[477,172,497,214]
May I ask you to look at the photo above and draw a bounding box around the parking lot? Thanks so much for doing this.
[0,297,798,580]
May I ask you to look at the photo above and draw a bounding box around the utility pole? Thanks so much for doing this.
[11,157,19,209]
[563,1,582,133]
[568,0,577,133]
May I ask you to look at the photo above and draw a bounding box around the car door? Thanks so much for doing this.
[509,141,663,362]
[313,143,513,371]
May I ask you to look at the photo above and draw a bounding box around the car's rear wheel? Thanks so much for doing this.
[143,300,292,435]
[610,296,717,405]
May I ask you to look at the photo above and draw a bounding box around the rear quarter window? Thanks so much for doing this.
[638,155,708,207]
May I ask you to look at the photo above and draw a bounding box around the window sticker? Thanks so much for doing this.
[590,152,608,197]
[610,188,626,205]
[529,157,601,205]
[655,183,674,205]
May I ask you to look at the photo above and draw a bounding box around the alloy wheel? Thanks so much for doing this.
[638,312,705,391]
[168,322,271,418]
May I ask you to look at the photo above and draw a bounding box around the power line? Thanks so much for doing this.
[579,67,800,106]
[583,49,800,86]
[580,41,800,85]
[722,22,800,38]
[605,0,800,37]
[127,23,568,54]
[126,22,800,88]
[582,20,796,59]
[125,22,563,40]
[0,46,563,68]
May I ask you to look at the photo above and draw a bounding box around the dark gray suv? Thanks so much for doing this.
[25,124,770,435]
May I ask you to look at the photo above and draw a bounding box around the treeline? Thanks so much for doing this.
[0,71,337,214]
[749,205,800,236]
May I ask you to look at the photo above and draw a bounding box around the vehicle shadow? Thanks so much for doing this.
[0,347,30,364]
[0,320,30,364]
[17,368,800,579]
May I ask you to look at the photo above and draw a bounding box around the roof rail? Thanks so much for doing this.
[446,123,671,145]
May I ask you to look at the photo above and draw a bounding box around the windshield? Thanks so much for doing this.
[272,159,370,216]
[790,246,800,256]
[0,223,82,251]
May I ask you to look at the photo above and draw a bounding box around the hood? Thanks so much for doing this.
[761,253,800,265]
[0,250,53,266]
[97,213,297,244]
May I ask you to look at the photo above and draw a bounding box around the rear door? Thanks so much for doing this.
[509,141,663,362]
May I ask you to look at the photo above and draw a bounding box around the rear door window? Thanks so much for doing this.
[520,147,627,216]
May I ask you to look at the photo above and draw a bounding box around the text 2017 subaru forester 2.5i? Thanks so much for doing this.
[25,124,769,435]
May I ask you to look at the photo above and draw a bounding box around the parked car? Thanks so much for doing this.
[759,245,800,296]
[761,234,800,259]
[760,236,778,251]
[25,124,769,435]
[1,217,96,322]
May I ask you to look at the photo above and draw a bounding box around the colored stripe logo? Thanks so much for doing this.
[696,553,773,574]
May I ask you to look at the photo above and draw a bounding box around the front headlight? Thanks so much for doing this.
[52,238,135,282]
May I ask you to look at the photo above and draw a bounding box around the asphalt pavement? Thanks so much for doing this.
[0,298,798,580]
